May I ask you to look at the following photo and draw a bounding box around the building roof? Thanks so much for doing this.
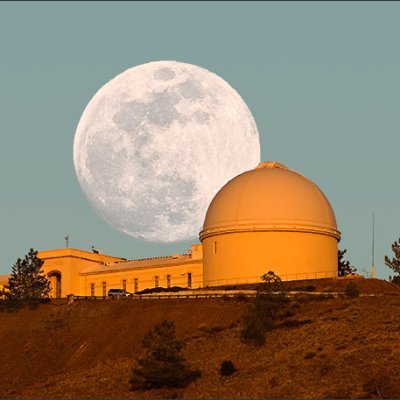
[0,274,10,282]
[80,253,199,275]
[200,161,340,241]
[38,248,125,263]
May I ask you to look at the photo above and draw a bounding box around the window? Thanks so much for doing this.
[102,282,106,297]
[213,241,217,255]
[122,279,127,291]
[154,276,159,288]
[90,283,95,296]
[187,272,192,289]
[134,278,138,293]
[166,274,171,288]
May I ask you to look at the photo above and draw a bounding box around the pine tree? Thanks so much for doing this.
[384,238,400,276]
[5,248,51,301]
[338,249,357,276]
[130,320,200,390]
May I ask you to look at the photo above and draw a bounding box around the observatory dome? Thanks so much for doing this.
[200,161,341,286]
[201,161,339,238]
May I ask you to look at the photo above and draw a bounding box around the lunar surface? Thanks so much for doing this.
[73,60,260,242]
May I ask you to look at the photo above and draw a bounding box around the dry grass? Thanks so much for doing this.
[0,278,400,398]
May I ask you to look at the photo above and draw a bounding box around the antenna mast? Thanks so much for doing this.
[371,213,375,279]
[64,236,69,248]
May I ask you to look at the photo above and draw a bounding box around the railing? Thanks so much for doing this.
[72,291,256,301]
[69,290,353,301]
[82,271,339,297]
[203,270,337,288]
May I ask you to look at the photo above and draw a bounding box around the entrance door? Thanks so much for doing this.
[48,272,62,298]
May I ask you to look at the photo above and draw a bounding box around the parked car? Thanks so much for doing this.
[107,289,132,298]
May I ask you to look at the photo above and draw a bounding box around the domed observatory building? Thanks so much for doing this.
[199,161,341,286]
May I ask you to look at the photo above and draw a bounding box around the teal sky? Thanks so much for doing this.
[1,1,400,279]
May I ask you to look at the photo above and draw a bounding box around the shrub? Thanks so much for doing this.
[259,271,284,294]
[240,272,290,346]
[0,298,22,313]
[233,293,249,302]
[345,282,359,298]
[239,305,269,345]
[363,374,394,398]
[220,360,236,376]
[5,249,50,302]
[338,249,357,276]
[390,275,400,286]
[239,294,286,345]
[130,320,201,390]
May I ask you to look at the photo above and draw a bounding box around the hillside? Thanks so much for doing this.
[1,278,400,399]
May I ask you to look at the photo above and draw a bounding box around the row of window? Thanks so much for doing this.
[90,273,193,296]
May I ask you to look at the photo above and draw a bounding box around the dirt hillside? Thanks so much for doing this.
[1,278,400,399]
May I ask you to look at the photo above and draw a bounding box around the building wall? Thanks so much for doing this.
[202,231,338,286]
[36,247,204,297]
[39,249,124,298]
[190,244,203,260]
[80,261,203,296]
[3,228,339,298]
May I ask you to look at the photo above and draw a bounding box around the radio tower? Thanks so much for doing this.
[371,213,375,279]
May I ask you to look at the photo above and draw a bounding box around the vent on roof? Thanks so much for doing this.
[172,254,187,259]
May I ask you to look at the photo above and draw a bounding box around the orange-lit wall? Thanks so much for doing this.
[202,231,338,286]
[81,262,203,296]
[39,249,124,298]
[37,246,203,297]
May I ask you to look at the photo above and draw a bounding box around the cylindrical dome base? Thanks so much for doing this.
[202,231,338,286]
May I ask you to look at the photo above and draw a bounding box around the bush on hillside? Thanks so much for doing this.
[385,238,400,276]
[338,249,357,276]
[258,271,284,295]
[239,303,272,345]
[345,282,359,298]
[130,320,200,390]
[363,374,395,399]
[5,249,51,302]
[220,360,236,376]
[389,275,400,286]
[240,271,290,345]
[233,293,249,302]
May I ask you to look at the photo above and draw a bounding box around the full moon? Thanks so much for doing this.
[73,60,260,242]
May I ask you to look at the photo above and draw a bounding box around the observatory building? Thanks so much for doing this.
[200,161,341,286]
[0,162,341,298]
